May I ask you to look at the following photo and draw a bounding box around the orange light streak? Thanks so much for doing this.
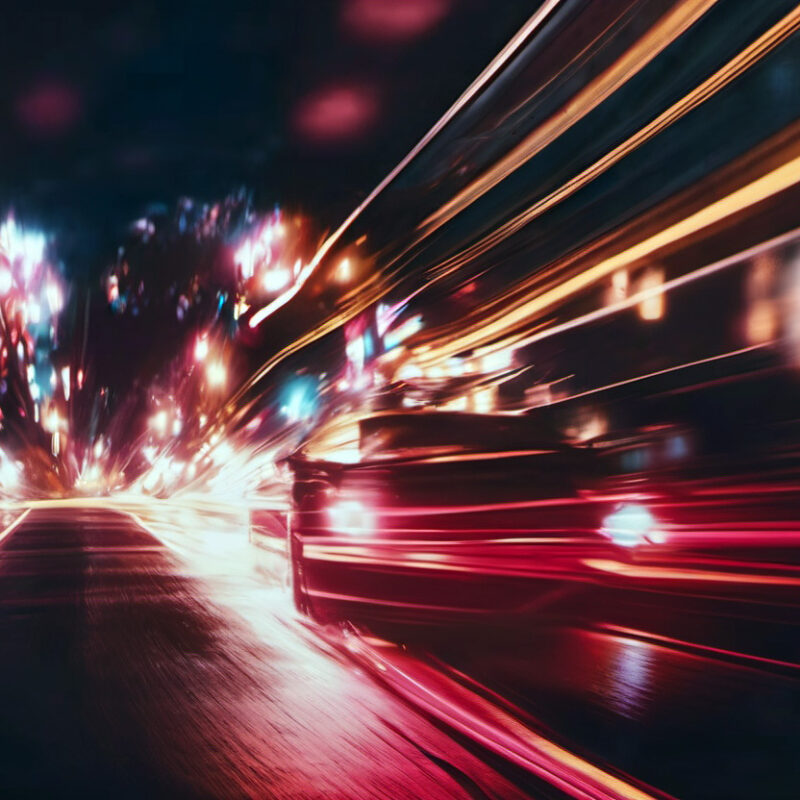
[420,4,800,294]
[504,226,800,355]
[420,0,721,235]
[255,0,565,327]
[416,144,800,367]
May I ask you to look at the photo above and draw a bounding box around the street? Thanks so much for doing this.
[1,505,797,798]
[0,1,799,797]
[0,506,531,799]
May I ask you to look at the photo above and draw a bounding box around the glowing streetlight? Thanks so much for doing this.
[262,265,291,293]
[194,336,209,361]
[150,409,169,438]
[46,281,62,314]
[206,361,226,387]
[0,267,12,296]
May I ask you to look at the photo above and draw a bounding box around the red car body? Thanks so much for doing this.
[287,412,625,625]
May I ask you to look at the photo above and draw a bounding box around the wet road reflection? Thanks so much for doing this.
[0,507,528,799]
[428,621,800,799]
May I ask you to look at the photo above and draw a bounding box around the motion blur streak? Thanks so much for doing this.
[3,2,800,798]
[547,344,767,407]
[305,0,564,268]
[237,1,563,384]
[0,507,31,545]
[420,3,800,290]
[0,503,530,798]
[234,2,800,408]
[583,559,800,587]
[419,0,721,235]
[333,633,662,800]
[247,263,315,328]
[416,142,800,366]
[509,226,800,352]
[595,624,800,673]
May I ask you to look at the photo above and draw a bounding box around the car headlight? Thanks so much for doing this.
[601,503,662,547]
[327,500,375,536]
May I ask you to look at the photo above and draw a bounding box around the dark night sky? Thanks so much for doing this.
[0,1,534,276]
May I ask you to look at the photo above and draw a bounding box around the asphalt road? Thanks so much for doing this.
[0,507,529,799]
[2,505,798,799]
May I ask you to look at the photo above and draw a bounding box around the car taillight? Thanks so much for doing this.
[601,503,662,547]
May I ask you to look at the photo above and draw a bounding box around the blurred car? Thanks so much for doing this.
[286,411,652,625]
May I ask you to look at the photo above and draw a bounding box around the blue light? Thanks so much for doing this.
[280,377,318,423]
[363,331,374,359]
[666,434,689,460]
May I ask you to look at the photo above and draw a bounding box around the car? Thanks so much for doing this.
[286,411,648,626]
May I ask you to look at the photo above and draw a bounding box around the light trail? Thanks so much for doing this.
[421,3,800,290]
[498,225,800,355]
[340,0,800,363]
[331,633,663,800]
[594,624,800,673]
[247,1,564,332]
[236,3,800,413]
[0,508,32,546]
[227,0,570,418]
[418,0,721,236]
[543,344,768,408]
[584,559,800,587]
[249,263,315,329]
[415,139,800,367]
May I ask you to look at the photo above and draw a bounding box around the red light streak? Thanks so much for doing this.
[326,631,662,800]
[583,559,800,587]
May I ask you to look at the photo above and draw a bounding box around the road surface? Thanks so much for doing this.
[0,506,529,799]
[1,504,797,799]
